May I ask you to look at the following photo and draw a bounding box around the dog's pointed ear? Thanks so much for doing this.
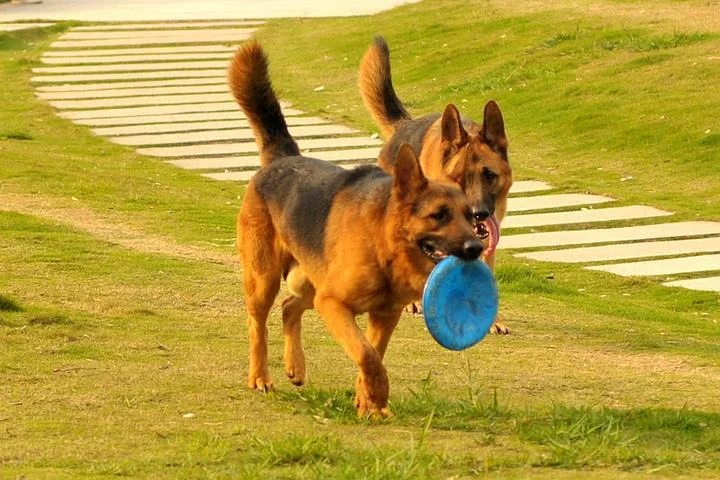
[393,143,428,201]
[481,100,508,161]
[441,104,468,149]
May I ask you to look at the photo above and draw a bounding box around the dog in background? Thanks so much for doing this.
[359,35,513,334]
[229,41,484,417]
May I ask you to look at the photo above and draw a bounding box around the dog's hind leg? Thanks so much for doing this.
[281,267,315,386]
[239,190,282,392]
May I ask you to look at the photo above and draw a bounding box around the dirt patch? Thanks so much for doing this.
[0,192,237,266]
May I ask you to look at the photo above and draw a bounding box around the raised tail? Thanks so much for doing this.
[358,35,412,139]
[228,41,299,166]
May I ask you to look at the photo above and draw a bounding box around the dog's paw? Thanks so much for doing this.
[404,302,423,315]
[489,321,510,335]
[285,366,305,387]
[248,374,274,392]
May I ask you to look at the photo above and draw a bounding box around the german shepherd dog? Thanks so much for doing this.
[359,36,513,334]
[230,42,483,417]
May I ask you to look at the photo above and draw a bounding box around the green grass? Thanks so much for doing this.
[1,4,719,478]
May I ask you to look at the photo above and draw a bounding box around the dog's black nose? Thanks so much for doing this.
[460,238,483,260]
[471,206,491,222]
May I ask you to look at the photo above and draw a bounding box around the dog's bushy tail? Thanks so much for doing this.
[228,41,299,166]
[358,35,412,139]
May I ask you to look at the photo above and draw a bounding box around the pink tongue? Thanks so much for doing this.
[482,215,500,260]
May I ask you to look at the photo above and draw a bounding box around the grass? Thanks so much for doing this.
[0,3,719,478]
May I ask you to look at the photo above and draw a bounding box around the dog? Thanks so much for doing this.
[359,35,513,334]
[229,41,484,417]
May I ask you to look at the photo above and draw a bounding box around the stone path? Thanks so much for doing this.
[29,21,720,294]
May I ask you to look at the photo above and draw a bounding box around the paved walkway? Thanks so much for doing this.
[22,21,720,294]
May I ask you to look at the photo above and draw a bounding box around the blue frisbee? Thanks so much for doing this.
[422,256,498,351]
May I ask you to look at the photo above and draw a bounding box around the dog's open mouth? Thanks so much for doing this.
[474,222,490,239]
[419,239,448,263]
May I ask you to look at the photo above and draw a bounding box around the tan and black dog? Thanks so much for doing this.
[359,36,513,333]
[230,41,484,417]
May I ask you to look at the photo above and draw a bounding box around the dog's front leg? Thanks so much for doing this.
[483,252,510,335]
[314,293,390,418]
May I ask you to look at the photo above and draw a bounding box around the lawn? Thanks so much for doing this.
[1,1,719,478]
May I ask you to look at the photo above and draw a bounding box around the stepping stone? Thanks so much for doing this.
[0,23,54,31]
[51,32,251,48]
[92,117,329,136]
[73,110,258,127]
[73,21,264,31]
[507,193,613,212]
[500,221,720,249]
[517,236,720,263]
[60,28,255,40]
[167,147,382,169]
[32,69,228,83]
[138,136,383,157]
[509,180,552,194]
[41,52,233,65]
[587,254,720,277]
[35,77,227,92]
[48,92,233,110]
[33,60,230,74]
[108,124,359,146]
[663,276,720,293]
[43,45,237,57]
[502,206,671,229]
[59,103,302,120]
[37,83,231,100]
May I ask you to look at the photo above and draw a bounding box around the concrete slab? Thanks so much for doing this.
[51,32,251,48]
[507,194,614,212]
[167,147,381,169]
[138,136,383,157]
[43,45,236,57]
[0,22,54,31]
[48,92,233,110]
[502,206,672,229]
[60,27,255,40]
[0,1,422,22]
[34,60,230,74]
[663,276,720,293]
[37,83,230,100]
[59,103,304,120]
[73,21,264,31]
[517,236,720,263]
[42,52,233,65]
[92,116,329,136]
[499,221,720,250]
[587,254,720,277]
[509,180,552,195]
[32,69,228,83]
[108,124,359,146]
[35,77,227,92]
[72,110,258,126]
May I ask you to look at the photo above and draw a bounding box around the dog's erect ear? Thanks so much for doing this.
[393,143,428,201]
[441,104,468,150]
[481,100,508,161]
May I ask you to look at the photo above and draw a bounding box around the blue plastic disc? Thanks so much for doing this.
[422,257,498,350]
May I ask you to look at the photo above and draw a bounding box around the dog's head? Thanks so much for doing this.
[392,144,482,268]
[436,101,512,235]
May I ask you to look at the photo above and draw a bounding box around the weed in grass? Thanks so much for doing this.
[27,313,72,326]
[0,131,32,141]
[0,293,23,312]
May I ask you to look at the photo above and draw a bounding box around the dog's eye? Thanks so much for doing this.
[483,168,498,183]
[430,207,451,223]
